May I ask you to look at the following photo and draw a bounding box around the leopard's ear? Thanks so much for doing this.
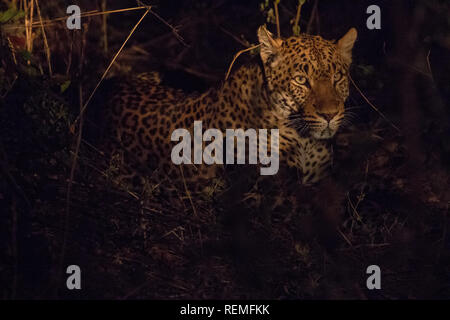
[257,25,283,65]
[337,28,357,64]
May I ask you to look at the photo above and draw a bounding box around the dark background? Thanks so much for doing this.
[0,0,449,299]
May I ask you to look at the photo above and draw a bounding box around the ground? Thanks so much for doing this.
[0,0,449,299]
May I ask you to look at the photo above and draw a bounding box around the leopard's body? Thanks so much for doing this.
[102,27,357,195]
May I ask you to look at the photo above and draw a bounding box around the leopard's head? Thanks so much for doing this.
[258,26,357,139]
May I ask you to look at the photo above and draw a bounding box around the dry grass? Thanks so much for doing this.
[23,0,34,60]
[34,0,52,75]
[1,0,449,300]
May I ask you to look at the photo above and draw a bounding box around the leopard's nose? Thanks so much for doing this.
[317,111,338,122]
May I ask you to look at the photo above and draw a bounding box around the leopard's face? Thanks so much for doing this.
[258,27,357,140]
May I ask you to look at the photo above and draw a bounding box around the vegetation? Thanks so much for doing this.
[1,0,449,299]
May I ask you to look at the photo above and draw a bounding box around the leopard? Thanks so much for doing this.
[100,26,357,199]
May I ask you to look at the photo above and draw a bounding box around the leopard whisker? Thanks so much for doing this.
[344,106,363,111]
[340,119,355,128]
[288,114,306,120]
[343,112,359,120]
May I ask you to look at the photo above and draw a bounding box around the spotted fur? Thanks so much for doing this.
[102,26,357,193]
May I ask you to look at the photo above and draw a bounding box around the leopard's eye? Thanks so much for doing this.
[293,75,310,87]
[333,71,343,82]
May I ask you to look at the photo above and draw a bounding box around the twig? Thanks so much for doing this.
[349,75,401,133]
[136,0,188,47]
[101,0,108,54]
[162,226,185,241]
[292,0,305,35]
[71,8,150,129]
[339,243,390,251]
[388,56,433,79]
[426,49,434,82]
[3,7,149,30]
[65,30,74,76]
[337,227,353,247]
[34,0,52,76]
[48,7,144,21]
[306,0,318,34]
[6,37,17,65]
[179,166,197,217]
[147,9,189,47]
[120,278,154,300]
[0,74,18,99]
[274,0,281,38]
[24,0,35,62]
[219,26,250,47]
[347,192,362,222]
[225,44,261,81]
